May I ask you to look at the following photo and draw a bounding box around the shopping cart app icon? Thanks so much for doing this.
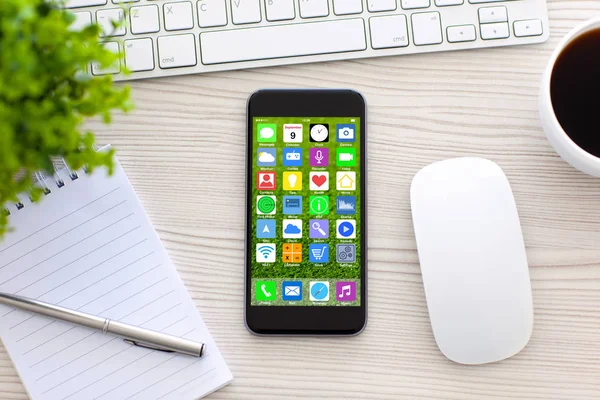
[309,244,329,263]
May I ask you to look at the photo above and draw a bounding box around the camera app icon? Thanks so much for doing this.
[337,124,356,142]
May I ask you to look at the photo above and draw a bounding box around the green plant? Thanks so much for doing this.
[0,0,132,237]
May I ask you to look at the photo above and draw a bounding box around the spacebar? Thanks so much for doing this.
[200,19,367,65]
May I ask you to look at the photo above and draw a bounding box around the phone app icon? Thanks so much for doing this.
[309,196,329,215]
[309,244,329,263]
[310,148,329,167]
[282,219,302,238]
[256,196,276,215]
[337,220,356,239]
[256,219,276,238]
[310,124,329,142]
[256,280,276,301]
[309,220,329,239]
[284,124,303,143]
[336,196,356,214]
[336,244,356,262]
[310,281,330,301]
[336,148,356,167]
[283,172,302,191]
[256,243,276,263]
[336,281,357,302]
[283,196,302,214]
[257,123,277,143]
[337,124,356,142]
[257,148,276,166]
[257,171,276,190]
[309,172,329,191]
[282,281,302,301]
[282,243,302,263]
[283,148,303,167]
[336,171,356,191]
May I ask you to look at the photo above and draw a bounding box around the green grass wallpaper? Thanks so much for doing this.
[250,117,362,306]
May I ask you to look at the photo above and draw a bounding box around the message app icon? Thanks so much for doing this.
[256,243,276,263]
[257,123,277,143]
[257,148,276,166]
[282,281,302,301]
[283,196,302,214]
[256,280,276,301]
[336,281,357,302]
[336,148,356,167]
[337,124,356,142]
[283,148,302,167]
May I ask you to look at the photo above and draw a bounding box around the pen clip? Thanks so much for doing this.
[123,339,175,353]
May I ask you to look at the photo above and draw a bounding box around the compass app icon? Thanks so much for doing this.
[309,281,329,301]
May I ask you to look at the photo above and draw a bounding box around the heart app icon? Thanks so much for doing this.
[311,175,327,187]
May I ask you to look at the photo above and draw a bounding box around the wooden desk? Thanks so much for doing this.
[2,1,599,398]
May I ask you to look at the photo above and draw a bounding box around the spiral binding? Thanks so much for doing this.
[5,159,82,215]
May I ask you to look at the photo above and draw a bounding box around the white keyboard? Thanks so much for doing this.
[68,0,550,81]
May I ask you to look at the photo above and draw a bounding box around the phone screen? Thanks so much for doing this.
[250,117,362,306]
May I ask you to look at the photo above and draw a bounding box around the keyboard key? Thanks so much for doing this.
[112,0,139,3]
[412,12,442,45]
[69,11,92,31]
[435,0,463,5]
[265,0,295,21]
[469,0,504,3]
[198,0,228,27]
[200,19,366,64]
[333,0,363,15]
[514,19,543,37]
[164,2,194,31]
[370,15,409,49]
[158,34,198,68]
[480,22,509,39]
[125,38,155,71]
[478,6,507,23]
[64,0,106,8]
[92,42,120,75]
[299,0,329,18]
[130,5,160,34]
[401,0,430,10]
[368,0,397,12]
[232,0,262,24]
[96,9,126,37]
[447,24,476,42]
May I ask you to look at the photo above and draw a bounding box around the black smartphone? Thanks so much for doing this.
[245,89,367,335]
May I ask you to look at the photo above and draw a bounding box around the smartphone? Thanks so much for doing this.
[245,89,367,335]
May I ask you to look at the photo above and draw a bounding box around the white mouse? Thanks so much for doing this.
[410,158,533,365]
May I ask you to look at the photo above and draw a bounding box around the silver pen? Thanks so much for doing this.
[0,292,205,358]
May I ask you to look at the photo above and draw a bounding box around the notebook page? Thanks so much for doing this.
[0,155,232,400]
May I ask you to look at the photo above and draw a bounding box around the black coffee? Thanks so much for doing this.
[550,27,600,158]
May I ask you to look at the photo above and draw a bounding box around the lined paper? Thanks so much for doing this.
[0,153,232,400]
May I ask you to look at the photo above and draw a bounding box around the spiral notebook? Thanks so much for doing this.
[0,148,232,400]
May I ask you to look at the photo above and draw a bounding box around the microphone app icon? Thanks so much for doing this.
[310,148,329,167]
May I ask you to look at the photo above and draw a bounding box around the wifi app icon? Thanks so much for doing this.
[256,243,276,263]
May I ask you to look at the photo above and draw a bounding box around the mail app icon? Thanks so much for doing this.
[282,281,303,301]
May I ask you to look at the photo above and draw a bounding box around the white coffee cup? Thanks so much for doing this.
[539,17,600,177]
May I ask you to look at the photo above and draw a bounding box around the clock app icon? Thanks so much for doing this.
[309,281,330,301]
[310,124,329,142]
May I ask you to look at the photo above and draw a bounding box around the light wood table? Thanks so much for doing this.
[2,1,599,398]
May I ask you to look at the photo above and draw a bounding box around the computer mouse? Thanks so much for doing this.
[410,157,533,365]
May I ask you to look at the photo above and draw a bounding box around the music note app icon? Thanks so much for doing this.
[336,281,357,302]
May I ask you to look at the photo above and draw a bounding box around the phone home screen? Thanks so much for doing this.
[251,117,361,306]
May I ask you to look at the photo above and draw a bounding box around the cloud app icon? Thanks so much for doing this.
[282,219,302,238]
[257,148,276,166]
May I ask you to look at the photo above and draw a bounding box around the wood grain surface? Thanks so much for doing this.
[2,1,600,398]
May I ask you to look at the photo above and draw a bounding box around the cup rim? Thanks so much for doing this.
[541,17,600,167]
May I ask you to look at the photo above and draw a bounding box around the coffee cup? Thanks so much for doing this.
[539,17,600,177]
